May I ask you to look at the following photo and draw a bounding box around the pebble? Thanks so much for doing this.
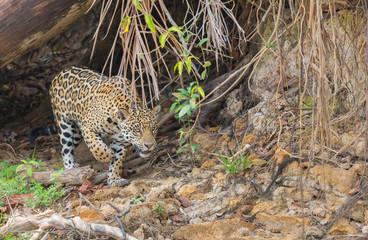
[320,220,328,225]
[189,217,203,224]
[362,226,368,234]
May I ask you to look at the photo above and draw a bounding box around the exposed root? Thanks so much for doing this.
[0,210,138,240]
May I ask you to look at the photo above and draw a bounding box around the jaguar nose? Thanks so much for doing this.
[145,143,154,150]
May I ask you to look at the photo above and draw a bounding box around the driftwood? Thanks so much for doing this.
[32,166,94,186]
[0,210,138,240]
[0,0,98,67]
[32,158,151,185]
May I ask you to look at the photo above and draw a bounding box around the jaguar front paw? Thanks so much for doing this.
[108,178,129,187]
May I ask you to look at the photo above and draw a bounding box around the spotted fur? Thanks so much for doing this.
[50,66,160,187]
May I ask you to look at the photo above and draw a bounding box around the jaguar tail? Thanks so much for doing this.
[28,126,57,142]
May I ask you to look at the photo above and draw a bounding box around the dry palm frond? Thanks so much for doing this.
[90,0,247,105]
[187,0,246,71]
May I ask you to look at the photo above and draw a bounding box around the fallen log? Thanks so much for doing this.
[32,166,94,186]
[0,210,138,240]
[0,0,98,67]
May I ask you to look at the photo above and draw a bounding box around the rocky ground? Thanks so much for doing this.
[1,70,368,239]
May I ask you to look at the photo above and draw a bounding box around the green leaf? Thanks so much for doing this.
[145,14,156,34]
[190,86,197,97]
[172,92,189,101]
[27,168,32,178]
[265,42,276,47]
[179,138,186,147]
[177,88,190,96]
[203,61,211,67]
[185,58,192,74]
[191,93,199,99]
[175,61,184,75]
[159,33,168,48]
[169,102,178,113]
[16,164,24,173]
[201,69,207,80]
[179,105,191,118]
[184,32,192,42]
[121,16,131,33]
[132,0,143,12]
[197,86,205,98]
[168,26,183,34]
[191,144,200,153]
[189,98,196,109]
[180,50,189,57]
[198,38,209,46]
[175,104,185,113]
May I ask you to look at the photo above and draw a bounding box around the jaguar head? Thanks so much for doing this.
[119,105,161,158]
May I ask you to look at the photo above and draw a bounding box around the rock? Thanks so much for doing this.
[241,135,256,147]
[200,159,218,170]
[328,218,357,235]
[350,201,366,222]
[123,205,154,224]
[351,163,365,176]
[71,206,106,222]
[193,133,217,152]
[251,201,310,235]
[241,205,253,215]
[275,186,317,202]
[217,134,236,152]
[312,205,326,218]
[306,226,324,238]
[177,185,198,199]
[220,89,243,121]
[93,187,132,201]
[309,164,357,194]
[173,218,255,240]
[355,140,365,158]
[213,172,228,187]
[189,217,203,224]
[233,115,248,137]
[257,212,310,235]
[362,225,368,234]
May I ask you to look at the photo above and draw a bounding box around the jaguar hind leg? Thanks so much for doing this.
[58,121,79,169]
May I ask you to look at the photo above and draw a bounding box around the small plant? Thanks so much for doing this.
[1,233,15,240]
[132,196,145,205]
[0,156,66,208]
[217,151,256,175]
[0,160,17,181]
[152,201,165,214]
[0,213,7,225]
[50,168,64,182]
[23,182,66,208]
[15,146,43,177]
[53,158,64,171]
[170,82,204,157]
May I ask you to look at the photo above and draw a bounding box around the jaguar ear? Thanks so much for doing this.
[118,109,130,120]
[152,105,161,117]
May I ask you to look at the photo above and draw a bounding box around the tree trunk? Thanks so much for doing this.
[0,0,98,67]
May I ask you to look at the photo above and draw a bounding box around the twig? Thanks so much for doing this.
[78,192,107,219]
[107,196,142,239]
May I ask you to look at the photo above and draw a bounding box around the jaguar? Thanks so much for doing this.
[30,66,160,187]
